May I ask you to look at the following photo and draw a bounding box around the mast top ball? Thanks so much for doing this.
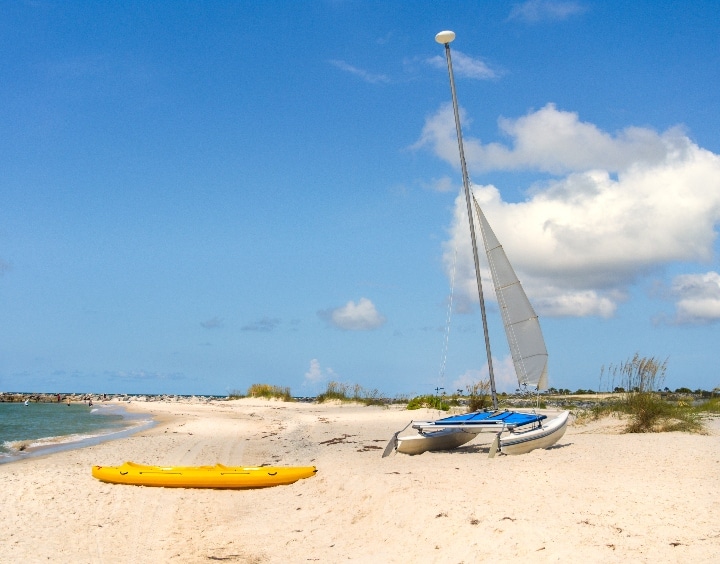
[435,30,456,44]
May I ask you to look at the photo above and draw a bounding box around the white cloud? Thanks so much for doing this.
[303,359,337,388]
[304,359,322,383]
[451,355,518,394]
[670,272,720,324]
[417,103,688,174]
[508,0,587,23]
[426,176,455,193]
[319,297,386,330]
[427,50,498,80]
[329,60,390,84]
[419,103,720,318]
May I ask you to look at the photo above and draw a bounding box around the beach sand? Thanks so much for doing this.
[1,399,718,563]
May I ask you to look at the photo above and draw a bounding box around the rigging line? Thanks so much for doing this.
[438,241,458,390]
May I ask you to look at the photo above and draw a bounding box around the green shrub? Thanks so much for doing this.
[693,397,720,414]
[466,379,491,412]
[406,395,450,411]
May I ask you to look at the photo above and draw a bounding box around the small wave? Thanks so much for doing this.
[0,414,154,463]
[90,408,99,413]
[2,439,33,453]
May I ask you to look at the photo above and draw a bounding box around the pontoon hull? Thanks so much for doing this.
[499,411,569,455]
[396,428,478,455]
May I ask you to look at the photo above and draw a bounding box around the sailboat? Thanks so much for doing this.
[383,31,568,458]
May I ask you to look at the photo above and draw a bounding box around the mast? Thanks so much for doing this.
[435,31,498,410]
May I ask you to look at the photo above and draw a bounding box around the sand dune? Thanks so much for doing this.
[1,398,718,563]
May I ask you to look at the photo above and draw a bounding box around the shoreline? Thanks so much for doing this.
[1,398,718,562]
[0,403,156,465]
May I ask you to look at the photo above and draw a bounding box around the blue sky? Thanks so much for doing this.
[1,1,719,396]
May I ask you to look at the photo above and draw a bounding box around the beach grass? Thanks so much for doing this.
[228,384,293,401]
[465,379,492,412]
[576,353,711,433]
[694,396,720,414]
[316,381,385,406]
[406,394,450,411]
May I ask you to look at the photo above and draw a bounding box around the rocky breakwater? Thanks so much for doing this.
[0,392,228,403]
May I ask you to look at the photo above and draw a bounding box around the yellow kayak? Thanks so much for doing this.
[92,462,317,489]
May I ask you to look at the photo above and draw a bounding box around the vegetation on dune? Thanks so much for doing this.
[225,366,718,424]
[406,394,450,411]
[465,379,492,412]
[583,353,706,433]
[694,396,720,414]
[405,379,495,412]
[316,381,386,406]
[248,383,293,401]
[228,384,293,401]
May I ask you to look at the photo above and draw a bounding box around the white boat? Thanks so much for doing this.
[384,31,568,458]
[498,410,569,455]
[395,427,478,456]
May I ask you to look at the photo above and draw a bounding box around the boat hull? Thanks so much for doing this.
[396,428,478,455]
[499,411,569,455]
[92,462,317,489]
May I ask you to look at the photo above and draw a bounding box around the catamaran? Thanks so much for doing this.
[383,31,568,458]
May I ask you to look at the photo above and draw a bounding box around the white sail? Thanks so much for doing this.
[473,197,548,390]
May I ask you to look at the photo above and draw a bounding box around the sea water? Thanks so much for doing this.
[0,402,153,464]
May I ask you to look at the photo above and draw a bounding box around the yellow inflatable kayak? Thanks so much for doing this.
[92,462,317,489]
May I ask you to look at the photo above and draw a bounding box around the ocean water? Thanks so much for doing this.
[0,402,153,463]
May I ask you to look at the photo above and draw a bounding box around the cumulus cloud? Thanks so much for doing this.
[303,358,337,388]
[329,60,390,84]
[670,272,720,324]
[318,298,386,330]
[451,355,518,394]
[427,50,498,80]
[418,103,720,318]
[416,103,688,174]
[508,0,587,23]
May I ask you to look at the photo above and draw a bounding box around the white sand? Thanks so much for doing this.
[1,399,718,563]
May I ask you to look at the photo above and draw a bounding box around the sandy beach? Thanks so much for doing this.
[1,399,718,563]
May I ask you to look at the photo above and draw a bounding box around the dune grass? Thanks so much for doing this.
[406,394,450,411]
[249,383,293,401]
[316,381,385,406]
[227,383,293,401]
[465,379,492,412]
[693,396,720,414]
[588,354,706,433]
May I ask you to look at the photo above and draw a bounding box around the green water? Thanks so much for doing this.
[0,402,150,462]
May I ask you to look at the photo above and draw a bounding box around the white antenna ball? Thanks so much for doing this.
[435,30,456,44]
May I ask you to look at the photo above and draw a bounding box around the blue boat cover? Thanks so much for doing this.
[434,410,545,427]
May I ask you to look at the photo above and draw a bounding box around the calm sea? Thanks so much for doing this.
[0,402,153,463]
